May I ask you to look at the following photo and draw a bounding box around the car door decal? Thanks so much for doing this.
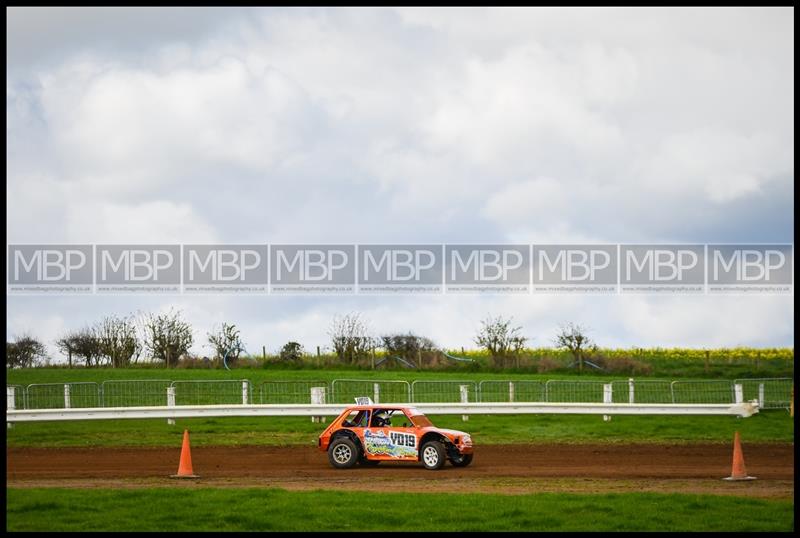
[364,429,417,458]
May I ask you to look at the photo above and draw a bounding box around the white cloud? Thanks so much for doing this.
[640,129,791,204]
[480,177,612,243]
[421,42,629,166]
[482,177,568,224]
[6,7,794,349]
[612,294,795,348]
[38,57,320,198]
[65,199,219,243]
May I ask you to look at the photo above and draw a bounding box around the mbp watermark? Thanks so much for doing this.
[358,245,443,293]
[183,245,268,293]
[96,245,180,293]
[7,245,93,293]
[708,245,793,294]
[6,242,794,295]
[270,245,355,294]
[533,245,617,293]
[620,245,705,293]
[445,245,530,293]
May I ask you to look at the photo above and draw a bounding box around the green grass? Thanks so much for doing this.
[6,366,679,385]
[5,364,793,386]
[7,342,796,382]
[6,367,793,447]
[5,488,793,531]
[6,410,793,448]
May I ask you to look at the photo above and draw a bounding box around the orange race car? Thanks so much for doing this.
[318,398,473,470]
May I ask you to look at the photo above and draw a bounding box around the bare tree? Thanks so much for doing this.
[95,315,141,368]
[329,313,373,364]
[55,330,80,368]
[76,327,103,367]
[474,316,527,366]
[6,334,47,368]
[55,327,103,367]
[207,322,245,364]
[554,323,595,373]
[141,309,194,368]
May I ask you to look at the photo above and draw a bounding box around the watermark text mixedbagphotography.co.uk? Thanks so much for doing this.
[6,244,793,295]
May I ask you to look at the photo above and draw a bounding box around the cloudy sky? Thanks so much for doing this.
[6,7,794,358]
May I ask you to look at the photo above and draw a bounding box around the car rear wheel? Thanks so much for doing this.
[420,441,446,470]
[328,438,358,469]
[450,453,473,467]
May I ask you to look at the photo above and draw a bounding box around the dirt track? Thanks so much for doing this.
[6,444,794,499]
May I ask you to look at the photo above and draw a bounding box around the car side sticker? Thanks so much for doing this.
[364,429,417,458]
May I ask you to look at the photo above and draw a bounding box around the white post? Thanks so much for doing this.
[373,383,380,404]
[7,386,15,429]
[734,383,743,404]
[460,385,469,422]
[311,386,326,423]
[64,384,71,409]
[509,382,515,403]
[628,378,635,404]
[758,383,765,408]
[167,386,176,426]
[603,383,612,422]
[242,381,249,405]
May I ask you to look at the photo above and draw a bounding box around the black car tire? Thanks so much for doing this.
[420,440,446,470]
[328,438,358,469]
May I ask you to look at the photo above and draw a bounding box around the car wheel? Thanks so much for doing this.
[328,438,358,469]
[420,441,446,470]
[450,453,473,467]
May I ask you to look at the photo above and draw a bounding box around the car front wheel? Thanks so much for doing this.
[420,441,446,470]
[328,438,358,469]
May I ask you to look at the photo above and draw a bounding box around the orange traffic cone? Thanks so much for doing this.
[171,429,199,479]
[722,431,755,481]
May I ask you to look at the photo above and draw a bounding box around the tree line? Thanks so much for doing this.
[6,309,244,369]
[7,310,593,370]
[327,312,594,371]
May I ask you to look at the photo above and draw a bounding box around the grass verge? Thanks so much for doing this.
[6,487,793,531]
[5,364,794,385]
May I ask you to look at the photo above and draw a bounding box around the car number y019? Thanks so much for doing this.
[390,432,416,448]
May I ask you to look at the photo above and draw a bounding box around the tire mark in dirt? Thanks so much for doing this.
[7,443,793,498]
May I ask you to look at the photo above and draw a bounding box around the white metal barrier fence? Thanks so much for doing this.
[545,380,607,403]
[260,381,328,404]
[24,382,101,409]
[478,381,546,402]
[7,400,762,423]
[410,380,479,403]
[6,377,792,410]
[734,378,793,409]
[330,380,411,404]
[610,379,674,404]
[670,380,734,404]
[101,380,172,407]
[170,380,253,405]
[7,385,25,410]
